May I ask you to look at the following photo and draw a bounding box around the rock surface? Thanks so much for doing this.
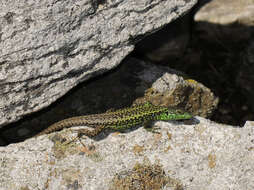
[131,58,218,118]
[0,0,197,127]
[194,0,254,43]
[195,0,254,25]
[0,118,254,190]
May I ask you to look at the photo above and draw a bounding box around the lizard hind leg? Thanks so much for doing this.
[65,126,105,147]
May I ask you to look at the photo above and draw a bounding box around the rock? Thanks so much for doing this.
[194,0,254,44]
[131,58,218,118]
[0,0,198,127]
[0,117,253,189]
[195,0,254,25]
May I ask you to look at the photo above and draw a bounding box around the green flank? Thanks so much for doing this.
[36,102,193,137]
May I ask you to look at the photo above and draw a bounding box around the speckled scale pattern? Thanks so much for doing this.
[36,103,192,137]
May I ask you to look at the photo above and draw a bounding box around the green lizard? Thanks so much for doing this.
[36,102,192,138]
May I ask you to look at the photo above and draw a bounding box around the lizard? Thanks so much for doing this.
[35,102,193,138]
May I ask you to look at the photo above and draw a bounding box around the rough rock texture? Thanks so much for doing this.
[195,0,254,25]
[0,0,198,127]
[0,57,218,145]
[0,118,254,190]
[131,58,218,118]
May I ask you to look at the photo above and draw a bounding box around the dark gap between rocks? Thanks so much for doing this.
[132,18,254,127]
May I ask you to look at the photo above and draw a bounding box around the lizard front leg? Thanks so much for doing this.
[143,121,160,133]
[76,125,105,138]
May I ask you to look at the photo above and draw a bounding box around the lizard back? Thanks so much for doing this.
[36,103,167,136]
[36,103,192,136]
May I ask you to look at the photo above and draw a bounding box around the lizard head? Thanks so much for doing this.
[158,108,193,120]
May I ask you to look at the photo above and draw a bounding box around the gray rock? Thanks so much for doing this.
[132,58,218,118]
[0,0,198,127]
[0,118,254,189]
[194,0,254,43]
[195,0,254,25]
